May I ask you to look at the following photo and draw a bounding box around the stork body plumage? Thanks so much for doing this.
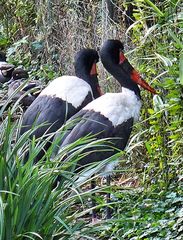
[60,89,141,169]
[55,40,156,219]
[0,52,15,84]
[20,49,101,161]
[58,40,156,171]
[7,68,41,108]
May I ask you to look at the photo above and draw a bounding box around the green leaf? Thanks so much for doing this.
[155,53,172,67]
[148,108,155,115]
[145,142,152,154]
[180,51,183,85]
[144,0,164,17]
[168,29,183,49]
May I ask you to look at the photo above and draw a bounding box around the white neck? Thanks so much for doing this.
[84,88,142,126]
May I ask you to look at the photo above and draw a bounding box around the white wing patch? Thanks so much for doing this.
[0,62,8,80]
[0,61,8,67]
[40,76,93,108]
[84,87,141,126]
[0,62,8,76]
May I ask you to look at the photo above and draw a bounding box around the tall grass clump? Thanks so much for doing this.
[0,92,126,239]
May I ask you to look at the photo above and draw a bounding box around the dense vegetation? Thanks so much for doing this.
[0,0,182,239]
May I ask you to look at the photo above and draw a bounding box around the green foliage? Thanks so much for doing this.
[180,52,183,85]
[126,0,183,188]
[4,37,62,85]
[0,0,36,45]
[0,96,123,239]
[0,0,182,239]
[7,36,31,67]
[109,183,183,239]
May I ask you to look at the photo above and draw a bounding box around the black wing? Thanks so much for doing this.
[60,109,134,168]
[20,92,93,138]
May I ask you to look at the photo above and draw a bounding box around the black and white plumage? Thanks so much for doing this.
[55,39,157,219]
[0,68,40,111]
[8,68,29,97]
[0,52,15,84]
[7,68,41,108]
[20,49,102,157]
[0,52,39,108]
[58,39,156,169]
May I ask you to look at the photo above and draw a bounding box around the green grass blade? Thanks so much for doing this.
[144,0,164,17]
[180,51,183,85]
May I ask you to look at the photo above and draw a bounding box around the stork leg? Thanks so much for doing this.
[91,179,97,223]
[106,175,112,219]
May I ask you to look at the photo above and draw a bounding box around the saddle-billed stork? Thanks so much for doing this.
[20,48,102,161]
[0,68,40,111]
[55,39,157,220]
[7,68,41,108]
[0,51,15,84]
